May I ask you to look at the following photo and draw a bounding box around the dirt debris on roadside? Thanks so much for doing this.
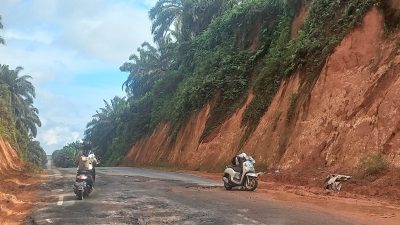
[0,170,45,225]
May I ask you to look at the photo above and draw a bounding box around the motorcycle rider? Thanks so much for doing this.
[231,152,247,180]
[75,142,98,186]
[87,150,98,183]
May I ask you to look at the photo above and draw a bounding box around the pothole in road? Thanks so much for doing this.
[102,195,221,224]
[123,176,152,183]
[44,178,72,191]
[184,185,221,190]
[116,195,139,203]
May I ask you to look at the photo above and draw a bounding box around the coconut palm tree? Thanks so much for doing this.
[85,96,128,156]
[0,65,35,108]
[0,65,41,137]
[120,42,167,98]
[17,99,41,137]
[149,0,230,44]
[149,0,184,43]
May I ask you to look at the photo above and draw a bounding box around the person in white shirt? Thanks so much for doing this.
[87,150,98,183]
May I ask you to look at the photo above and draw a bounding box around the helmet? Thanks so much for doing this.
[83,142,91,150]
[238,151,247,157]
[82,141,91,156]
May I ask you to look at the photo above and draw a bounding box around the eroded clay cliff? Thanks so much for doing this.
[124,7,400,175]
[0,137,22,174]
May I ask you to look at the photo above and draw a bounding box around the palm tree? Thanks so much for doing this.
[149,0,184,43]
[0,65,35,107]
[85,97,128,156]
[17,99,41,137]
[149,0,229,44]
[120,42,167,98]
[0,15,5,45]
[0,65,41,137]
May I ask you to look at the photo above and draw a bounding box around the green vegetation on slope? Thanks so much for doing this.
[26,141,47,168]
[242,0,374,138]
[85,0,382,165]
[359,153,389,177]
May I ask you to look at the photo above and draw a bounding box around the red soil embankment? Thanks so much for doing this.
[124,6,400,203]
[125,94,255,171]
[0,137,42,225]
[0,137,21,174]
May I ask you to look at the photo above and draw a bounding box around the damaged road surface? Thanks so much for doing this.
[26,167,358,225]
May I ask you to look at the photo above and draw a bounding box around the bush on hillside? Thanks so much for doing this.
[359,153,389,177]
[26,140,47,168]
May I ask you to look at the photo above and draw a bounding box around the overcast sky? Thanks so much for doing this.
[0,0,157,154]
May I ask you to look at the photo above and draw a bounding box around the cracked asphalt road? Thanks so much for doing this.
[25,167,359,225]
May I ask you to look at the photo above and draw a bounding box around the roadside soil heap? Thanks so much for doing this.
[0,137,42,225]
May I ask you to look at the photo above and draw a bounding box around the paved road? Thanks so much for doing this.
[25,167,360,225]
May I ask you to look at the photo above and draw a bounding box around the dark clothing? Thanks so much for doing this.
[231,154,247,175]
[92,166,96,184]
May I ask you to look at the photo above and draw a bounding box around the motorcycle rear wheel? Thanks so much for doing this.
[77,190,84,200]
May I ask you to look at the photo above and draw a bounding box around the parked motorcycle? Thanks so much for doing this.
[222,155,262,191]
[73,170,94,200]
[324,174,351,191]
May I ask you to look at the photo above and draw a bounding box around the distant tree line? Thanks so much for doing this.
[52,141,81,168]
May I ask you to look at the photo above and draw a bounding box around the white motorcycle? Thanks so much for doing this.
[222,155,262,191]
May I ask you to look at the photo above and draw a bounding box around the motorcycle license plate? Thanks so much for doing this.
[75,182,84,190]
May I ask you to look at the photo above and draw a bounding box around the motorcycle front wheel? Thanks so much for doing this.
[244,177,258,191]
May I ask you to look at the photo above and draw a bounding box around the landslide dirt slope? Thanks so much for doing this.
[124,6,400,198]
[0,137,39,225]
[0,137,21,174]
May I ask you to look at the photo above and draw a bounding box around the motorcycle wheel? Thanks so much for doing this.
[223,175,232,190]
[244,177,258,191]
[77,189,84,200]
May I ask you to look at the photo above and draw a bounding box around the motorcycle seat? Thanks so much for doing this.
[228,165,241,173]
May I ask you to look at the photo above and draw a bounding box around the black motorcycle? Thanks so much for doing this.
[73,170,94,200]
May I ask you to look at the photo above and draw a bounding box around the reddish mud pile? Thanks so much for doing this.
[0,138,42,225]
[0,172,44,225]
